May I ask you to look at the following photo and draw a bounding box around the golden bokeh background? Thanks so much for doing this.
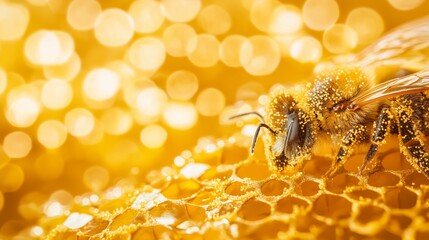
[1,0,429,239]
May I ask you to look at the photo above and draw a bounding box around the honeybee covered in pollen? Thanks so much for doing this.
[233,16,429,178]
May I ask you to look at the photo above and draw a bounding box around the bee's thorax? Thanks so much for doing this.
[308,67,380,135]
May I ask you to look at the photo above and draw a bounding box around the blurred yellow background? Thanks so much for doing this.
[0,0,429,238]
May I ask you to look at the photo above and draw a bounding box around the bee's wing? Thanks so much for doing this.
[354,15,429,68]
[348,69,429,109]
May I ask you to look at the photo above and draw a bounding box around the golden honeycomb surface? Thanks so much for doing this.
[0,0,429,239]
[43,135,429,239]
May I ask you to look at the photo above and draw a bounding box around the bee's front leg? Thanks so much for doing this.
[360,107,392,175]
[324,125,368,178]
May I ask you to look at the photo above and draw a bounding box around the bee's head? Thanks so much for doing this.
[263,88,316,170]
[230,88,317,171]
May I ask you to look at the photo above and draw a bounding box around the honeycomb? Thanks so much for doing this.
[1,0,429,240]
[37,133,429,240]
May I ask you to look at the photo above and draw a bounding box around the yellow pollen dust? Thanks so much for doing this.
[323,24,358,54]
[196,88,226,117]
[83,68,120,101]
[302,0,339,31]
[240,36,281,76]
[128,37,166,71]
[67,0,101,31]
[346,8,385,45]
[166,70,199,101]
[187,34,220,68]
[197,5,231,35]
[290,36,323,63]
[129,0,164,34]
[37,120,68,149]
[41,79,73,110]
[163,102,198,130]
[140,124,168,149]
[64,108,95,137]
[94,9,135,47]
[161,0,201,23]
[3,131,32,159]
[0,2,29,41]
[220,35,247,68]
[24,30,74,66]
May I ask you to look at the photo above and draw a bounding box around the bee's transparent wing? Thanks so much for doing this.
[349,69,429,109]
[354,15,429,68]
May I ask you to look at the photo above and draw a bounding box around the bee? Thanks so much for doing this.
[232,16,429,178]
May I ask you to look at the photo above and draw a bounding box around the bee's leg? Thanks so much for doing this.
[397,110,429,178]
[360,108,392,175]
[325,125,367,178]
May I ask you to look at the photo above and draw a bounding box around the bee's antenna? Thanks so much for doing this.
[229,111,275,154]
[228,112,265,123]
[251,123,276,154]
